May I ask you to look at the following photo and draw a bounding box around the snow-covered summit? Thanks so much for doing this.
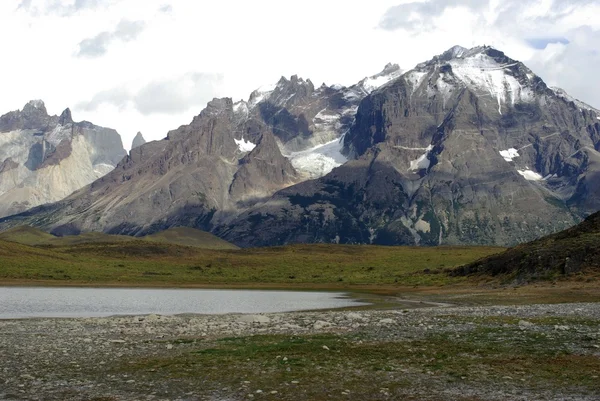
[247,75,315,108]
[407,45,537,114]
[357,63,403,94]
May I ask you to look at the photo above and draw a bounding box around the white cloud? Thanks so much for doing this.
[1,0,599,151]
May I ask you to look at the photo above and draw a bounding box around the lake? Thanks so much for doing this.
[0,287,368,319]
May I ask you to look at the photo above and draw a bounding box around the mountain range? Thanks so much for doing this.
[0,45,598,248]
[0,101,126,219]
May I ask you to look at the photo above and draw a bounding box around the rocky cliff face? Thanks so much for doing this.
[0,101,126,218]
[219,46,600,247]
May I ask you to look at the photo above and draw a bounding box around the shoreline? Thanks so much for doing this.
[2,302,598,400]
[2,278,600,305]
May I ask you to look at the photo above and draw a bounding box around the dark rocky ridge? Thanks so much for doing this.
[452,211,600,281]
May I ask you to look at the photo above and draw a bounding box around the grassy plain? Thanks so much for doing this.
[0,237,502,287]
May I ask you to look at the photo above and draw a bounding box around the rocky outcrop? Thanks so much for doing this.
[453,210,600,280]
[131,132,146,150]
[0,101,126,218]
[220,46,599,247]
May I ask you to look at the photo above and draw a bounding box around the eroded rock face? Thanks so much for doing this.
[0,101,126,218]
[220,46,600,247]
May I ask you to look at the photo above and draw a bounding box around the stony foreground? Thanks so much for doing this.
[1,303,599,400]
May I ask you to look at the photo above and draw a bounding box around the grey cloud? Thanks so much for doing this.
[379,0,488,31]
[134,73,224,115]
[77,32,112,57]
[76,87,131,111]
[76,19,145,58]
[379,0,597,33]
[113,20,145,42]
[159,4,173,14]
[76,73,224,115]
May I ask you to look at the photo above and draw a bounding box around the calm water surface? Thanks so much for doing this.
[0,287,368,319]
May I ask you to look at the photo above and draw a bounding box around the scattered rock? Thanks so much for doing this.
[518,320,535,329]
[313,320,333,330]
[239,315,271,324]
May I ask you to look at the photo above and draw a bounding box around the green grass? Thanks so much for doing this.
[113,318,600,400]
[144,227,239,249]
[0,225,239,249]
[0,225,57,245]
[0,237,503,286]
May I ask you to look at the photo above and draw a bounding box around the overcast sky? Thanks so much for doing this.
[1,0,599,149]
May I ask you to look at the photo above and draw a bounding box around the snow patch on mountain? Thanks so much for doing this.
[233,101,249,114]
[360,64,403,94]
[408,145,433,171]
[93,163,115,177]
[518,169,543,181]
[362,74,397,93]
[286,136,347,179]
[445,53,533,114]
[248,83,277,106]
[500,148,520,162]
[234,137,257,153]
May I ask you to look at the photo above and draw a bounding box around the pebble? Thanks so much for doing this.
[1,302,598,400]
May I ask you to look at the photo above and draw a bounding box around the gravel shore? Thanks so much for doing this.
[1,303,599,400]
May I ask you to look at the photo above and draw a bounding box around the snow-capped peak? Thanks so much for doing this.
[447,45,468,58]
[410,45,535,115]
[358,63,403,94]
[248,83,277,106]
[247,75,315,108]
